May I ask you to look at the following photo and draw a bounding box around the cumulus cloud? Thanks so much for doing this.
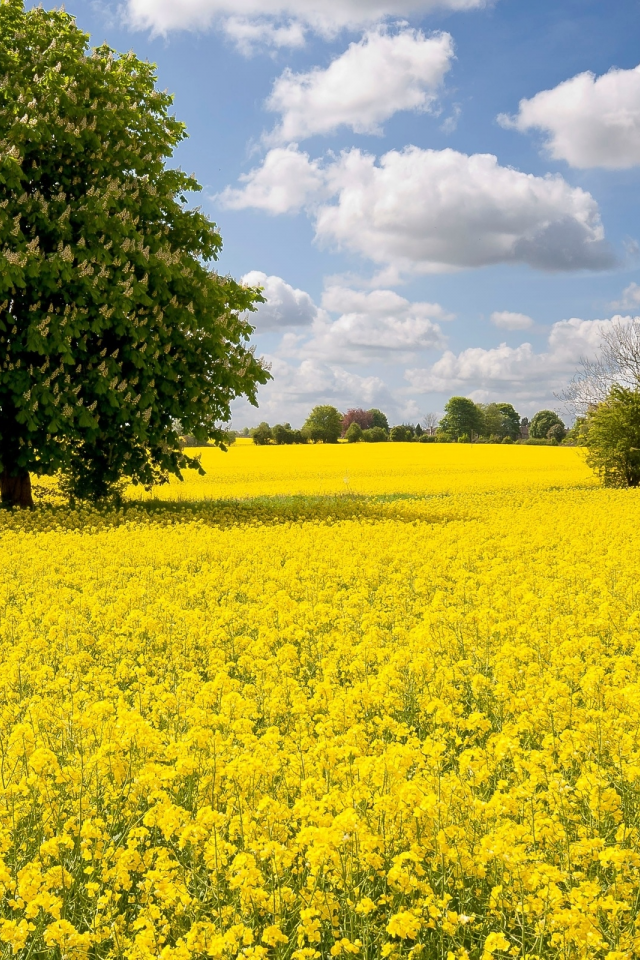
[266,29,454,143]
[499,64,640,169]
[125,0,488,41]
[299,285,450,362]
[321,285,455,321]
[406,315,633,399]
[611,281,640,311]
[219,145,614,274]
[490,310,534,330]
[222,17,306,52]
[316,147,614,273]
[218,145,327,214]
[242,272,321,329]
[244,275,453,361]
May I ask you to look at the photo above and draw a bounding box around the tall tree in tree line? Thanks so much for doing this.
[0,0,269,507]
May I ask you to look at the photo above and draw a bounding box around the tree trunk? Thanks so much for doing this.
[1,470,34,509]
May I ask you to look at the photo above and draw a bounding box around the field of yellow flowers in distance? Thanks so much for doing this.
[136,440,595,500]
[3,444,640,960]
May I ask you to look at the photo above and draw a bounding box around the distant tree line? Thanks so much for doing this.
[235,399,573,446]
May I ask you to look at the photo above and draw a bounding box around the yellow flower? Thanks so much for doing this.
[387,912,422,940]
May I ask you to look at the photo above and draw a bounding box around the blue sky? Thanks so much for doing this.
[45,0,640,426]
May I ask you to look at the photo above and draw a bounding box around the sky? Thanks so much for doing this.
[38,0,640,426]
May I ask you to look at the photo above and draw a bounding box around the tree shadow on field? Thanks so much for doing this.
[0,492,475,534]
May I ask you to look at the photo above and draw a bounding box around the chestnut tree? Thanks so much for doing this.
[0,0,269,506]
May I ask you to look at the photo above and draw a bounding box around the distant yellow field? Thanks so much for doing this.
[134,441,594,500]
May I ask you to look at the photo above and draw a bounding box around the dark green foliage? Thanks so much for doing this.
[439,397,482,440]
[272,423,304,444]
[495,402,521,439]
[0,1,269,505]
[530,410,565,439]
[415,423,423,437]
[362,426,387,443]
[585,387,640,487]
[547,423,566,442]
[418,434,436,443]
[368,408,389,432]
[345,422,363,443]
[389,424,415,442]
[251,422,273,445]
[477,402,521,439]
[302,405,343,443]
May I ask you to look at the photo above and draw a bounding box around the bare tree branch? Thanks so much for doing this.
[560,318,640,412]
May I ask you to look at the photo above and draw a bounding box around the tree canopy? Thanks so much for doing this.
[439,396,482,440]
[369,408,389,432]
[0,1,269,506]
[341,408,373,435]
[302,406,343,443]
[585,387,640,487]
[530,410,565,440]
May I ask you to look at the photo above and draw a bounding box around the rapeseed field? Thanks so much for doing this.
[1,445,639,960]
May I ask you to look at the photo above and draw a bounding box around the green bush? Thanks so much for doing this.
[251,423,273,446]
[585,387,640,487]
[345,422,363,443]
[390,425,415,442]
[362,427,388,443]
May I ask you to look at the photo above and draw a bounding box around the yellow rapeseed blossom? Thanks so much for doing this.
[2,444,640,960]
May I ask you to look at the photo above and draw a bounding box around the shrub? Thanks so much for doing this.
[272,424,305,445]
[345,423,363,443]
[390,425,415,442]
[252,423,273,446]
[362,427,388,443]
[585,387,640,487]
[419,435,437,443]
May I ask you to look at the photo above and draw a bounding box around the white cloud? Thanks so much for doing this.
[266,29,454,143]
[218,145,327,214]
[611,281,640,311]
[245,276,452,361]
[316,147,613,273]
[321,285,455,321]
[499,64,640,169]
[125,0,489,41]
[302,286,449,362]
[222,17,306,53]
[220,145,614,273]
[242,271,321,329]
[490,310,534,330]
[406,315,634,400]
